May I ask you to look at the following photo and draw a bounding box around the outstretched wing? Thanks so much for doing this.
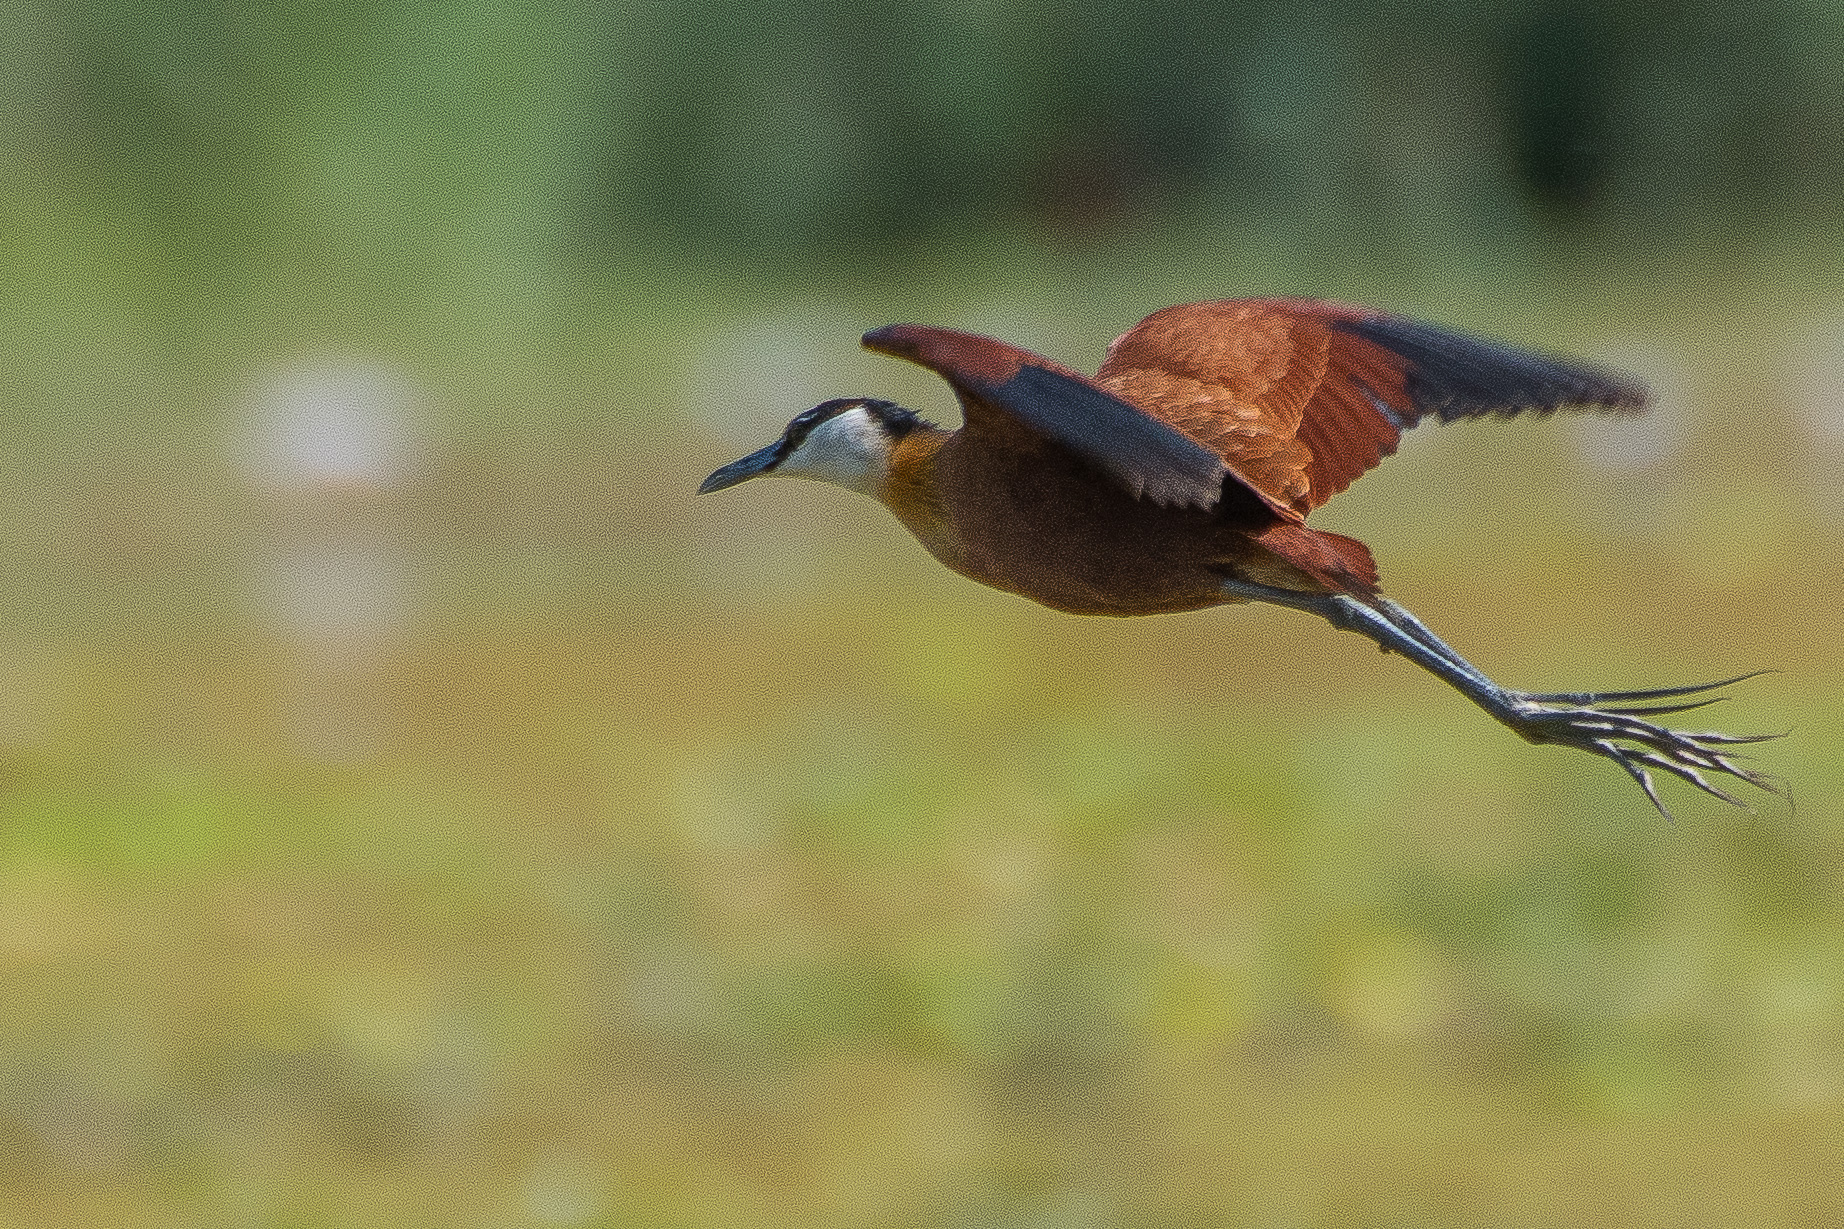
[1098,299,1649,515]
[862,322,1244,511]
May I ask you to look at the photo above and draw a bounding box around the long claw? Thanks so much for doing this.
[1621,746,1752,810]
[1600,697,1727,717]
[1597,740,1672,819]
[1670,730,1789,746]
[1525,671,1774,705]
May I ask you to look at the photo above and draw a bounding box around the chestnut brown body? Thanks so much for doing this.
[887,416,1338,615]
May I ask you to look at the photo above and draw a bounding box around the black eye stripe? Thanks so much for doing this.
[778,398,925,449]
[779,406,839,452]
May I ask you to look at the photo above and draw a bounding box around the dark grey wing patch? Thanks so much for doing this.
[986,364,1230,509]
[1333,315,1649,423]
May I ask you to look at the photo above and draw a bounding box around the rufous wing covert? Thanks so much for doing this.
[1099,299,1648,515]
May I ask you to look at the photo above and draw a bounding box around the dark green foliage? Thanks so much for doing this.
[27,0,1844,261]
[1502,2,1623,213]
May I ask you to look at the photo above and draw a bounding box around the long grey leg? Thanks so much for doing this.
[1217,578,1782,816]
[1374,597,1498,691]
[1219,579,1506,705]
[1375,593,1762,712]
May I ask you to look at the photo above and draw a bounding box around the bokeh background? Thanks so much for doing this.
[5,2,1844,1225]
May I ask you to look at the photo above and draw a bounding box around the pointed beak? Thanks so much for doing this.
[697,441,782,494]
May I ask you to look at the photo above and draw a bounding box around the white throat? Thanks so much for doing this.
[776,406,890,494]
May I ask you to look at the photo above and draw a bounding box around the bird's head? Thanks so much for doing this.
[698,398,927,496]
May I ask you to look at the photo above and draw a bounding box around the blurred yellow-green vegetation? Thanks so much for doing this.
[5,1,1844,1226]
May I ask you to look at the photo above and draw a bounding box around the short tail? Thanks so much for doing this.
[1252,522,1381,596]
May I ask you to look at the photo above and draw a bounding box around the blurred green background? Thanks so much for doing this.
[4,1,1844,1225]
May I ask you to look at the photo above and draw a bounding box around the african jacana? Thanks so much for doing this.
[699,299,1778,813]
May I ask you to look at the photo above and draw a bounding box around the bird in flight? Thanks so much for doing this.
[699,299,1779,814]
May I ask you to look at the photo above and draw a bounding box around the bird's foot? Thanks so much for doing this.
[1495,677,1784,816]
[1237,588,1786,816]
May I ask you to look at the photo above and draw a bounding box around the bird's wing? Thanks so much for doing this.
[862,322,1245,512]
[1097,299,1648,515]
